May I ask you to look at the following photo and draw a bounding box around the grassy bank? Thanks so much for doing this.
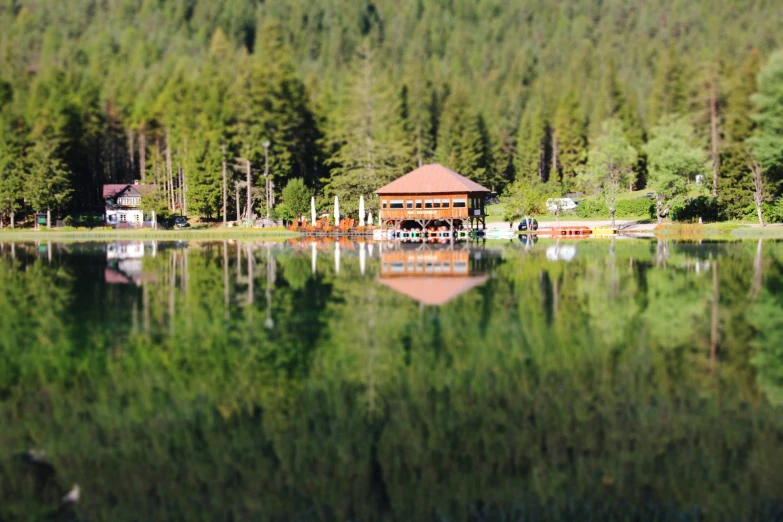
[731,225,783,239]
[0,226,300,241]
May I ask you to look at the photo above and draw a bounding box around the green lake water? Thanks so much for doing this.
[1,237,783,521]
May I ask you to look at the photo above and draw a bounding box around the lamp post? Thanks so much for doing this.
[262,140,271,221]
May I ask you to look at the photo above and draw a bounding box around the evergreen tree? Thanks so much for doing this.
[23,135,72,227]
[436,90,498,189]
[749,48,783,185]
[515,101,550,183]
[550,90,586,193]
[720,49,762,218]
[325,40,410,214]
[648,49,688,127]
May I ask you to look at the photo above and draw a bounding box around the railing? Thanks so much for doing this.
[381,208,469,220]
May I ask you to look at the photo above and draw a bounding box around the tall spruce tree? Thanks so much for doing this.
[749,48,783,185]
[550,90,586,193]
[325,40,411,214]
[720,49,761,218]
[436,90,498,190]
[515,101,550,183]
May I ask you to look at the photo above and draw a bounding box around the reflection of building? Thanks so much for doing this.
[105,241,156,285]
[378,246,497,306]
[103,183,156,227]
[376,164,491,231]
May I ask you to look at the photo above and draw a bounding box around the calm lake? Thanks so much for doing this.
[2,238,783,521]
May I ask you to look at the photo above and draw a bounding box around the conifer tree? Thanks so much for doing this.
[749,48,783,182]
[720,50,761,218]
[436,91,498,189]
[550,91,586,193]
[648,49,688,127]
[325,40,410,214]
[515,101,550,183]
[24,135,72,228]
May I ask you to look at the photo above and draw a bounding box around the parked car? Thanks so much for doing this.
[517,218,539,232]
[545,198,578,213]
[173,216,190,228]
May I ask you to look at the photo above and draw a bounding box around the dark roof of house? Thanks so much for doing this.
[375,164,491,195]
[103,184,156,199]
[378,275,490,306]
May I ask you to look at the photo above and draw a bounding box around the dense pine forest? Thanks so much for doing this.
[1,0,783,224]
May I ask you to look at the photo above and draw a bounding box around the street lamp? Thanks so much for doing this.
[262,140,271,221]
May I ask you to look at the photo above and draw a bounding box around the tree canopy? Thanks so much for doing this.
[0,0,782,223]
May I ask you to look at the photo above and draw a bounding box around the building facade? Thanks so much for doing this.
[103,183,155,227]
[375,164,491,231]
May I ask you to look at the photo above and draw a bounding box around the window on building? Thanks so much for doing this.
[415,200,422,209]
[425,199,433,209]
[406,200,413,209]
[433,199,441,208]
[390,200,404,209]
[453,198,467,208]
[119,213,127,223]
[382,200,388,209]
[442,199,450,208]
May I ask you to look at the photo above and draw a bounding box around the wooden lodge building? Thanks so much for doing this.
[375,164,491,231]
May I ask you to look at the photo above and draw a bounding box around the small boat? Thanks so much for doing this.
[538,226,592,238]
[592,225,618,235]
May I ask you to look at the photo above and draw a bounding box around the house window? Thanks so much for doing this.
[453,198,466,208]
[406,200,413,209]
[382,200,388,209]
[415,200,422,209]
[424,199,433,209]
[442,199,450,208]
[119,213,127,223]
[118,197,140,206]
[433,199,441,209]
[390,199,404,209]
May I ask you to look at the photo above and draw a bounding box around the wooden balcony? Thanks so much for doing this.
[380,207,469,220]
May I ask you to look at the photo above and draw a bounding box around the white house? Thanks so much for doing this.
[103,183,156,227]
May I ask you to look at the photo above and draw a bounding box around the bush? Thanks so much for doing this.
[575,197,654,218]
[766,198,783,224]
[670,196,726,222]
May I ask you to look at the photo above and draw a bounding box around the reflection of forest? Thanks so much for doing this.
[1,239,783,521]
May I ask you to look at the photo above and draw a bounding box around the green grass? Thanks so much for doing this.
[0,226,299,241]
[730,225,783,239]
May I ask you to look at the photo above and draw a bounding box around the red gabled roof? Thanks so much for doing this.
[375,164,491,195]
[378,275,490,306]
[102,184,156,199]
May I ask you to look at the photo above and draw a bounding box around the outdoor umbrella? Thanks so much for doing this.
[334,196,340,225]
[367,211,373,227]
[311,197,316,226]
[359,195,365,226]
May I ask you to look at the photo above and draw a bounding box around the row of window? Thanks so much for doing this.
[117,197,141,206]
[382,198,468,210]
[384,261,469,274]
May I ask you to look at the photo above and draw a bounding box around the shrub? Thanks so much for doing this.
[670,196,725,222]
[575,197,654,218]
[766,199,783,223]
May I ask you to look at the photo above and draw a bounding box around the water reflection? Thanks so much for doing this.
[378,244,498,306]
[1,238,783,521]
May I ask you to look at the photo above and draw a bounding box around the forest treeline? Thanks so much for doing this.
[1,0,783,224]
